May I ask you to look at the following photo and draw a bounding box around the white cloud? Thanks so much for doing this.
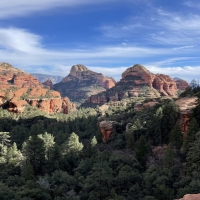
[0,0,119,19]
[0,27,199,83]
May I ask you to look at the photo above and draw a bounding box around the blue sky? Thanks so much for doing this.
[0,0,200,82]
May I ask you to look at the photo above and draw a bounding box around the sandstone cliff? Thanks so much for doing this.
[0,62,75,114]
[54,64,116,104]
[86,64,181,105]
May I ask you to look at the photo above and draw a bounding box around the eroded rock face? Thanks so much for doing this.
[176,97,197,137]
[99,121,114,142]
[54,64,116,103]
[86,64,178,105]
[179,194,200,200]
[0,62,75,114]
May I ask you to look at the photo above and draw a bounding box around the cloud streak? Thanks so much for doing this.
[0,0,119,19]
[0,28,200,81]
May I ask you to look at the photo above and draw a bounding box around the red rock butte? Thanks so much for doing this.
[86,64,188,104]
[53,64,116,103]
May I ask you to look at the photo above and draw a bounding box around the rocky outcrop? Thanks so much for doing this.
[13,74,39,87]
[54,64,116,103]
[176,97,197,136]
[178,194,200,200]
[62,97,76,114]
[86,64,178,105]
[0,62,75,114]
[175,78,189,90]
[99,121,114,142]
[42,79,53,89]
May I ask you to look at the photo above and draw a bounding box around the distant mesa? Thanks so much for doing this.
[53,64,116,104]
[0,62,75,114]
[85,64,189,105]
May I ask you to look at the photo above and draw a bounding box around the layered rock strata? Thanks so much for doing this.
[86,64,186,105]
[0,62,75,114]
[54,64,116,103]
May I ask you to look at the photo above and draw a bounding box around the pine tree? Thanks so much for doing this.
[186,132,200,175]
[126,133,134,150]
[163,143,174,168]
[23,135,46,175]
[184,118,200,152]
[62,132,83,155]
[91,136,97,147]
[169,123,183,149]
[38,132,55,161]
[135,135,148,169]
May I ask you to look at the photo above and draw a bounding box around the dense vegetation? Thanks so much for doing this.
[0,90,200,199]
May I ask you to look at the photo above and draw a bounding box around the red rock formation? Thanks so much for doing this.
[179,194,200,200]
[153,74,177,96]
[175,79,189,90]
[176,97,197,137]
[86,64,178,104]
[54,64,116,103]
[62,64,116,89]
[62,97,76,114]
[42,79,53,89]
[13,74,39,87]
[99,121,114,142]
[0,62,75,114]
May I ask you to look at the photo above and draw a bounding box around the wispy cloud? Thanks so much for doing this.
[0,0,119,19]
[0,27,199,82]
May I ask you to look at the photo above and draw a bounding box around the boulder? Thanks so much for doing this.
[99,121,114,142]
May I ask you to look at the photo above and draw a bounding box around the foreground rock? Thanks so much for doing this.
[178,193,200,200]
[0,62,75,114]
[54,64,116,103]
[86,64,186,105]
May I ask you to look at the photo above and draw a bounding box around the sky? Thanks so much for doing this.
[0,0,200,82]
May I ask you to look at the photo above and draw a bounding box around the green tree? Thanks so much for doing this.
[186,132,200,175]
[91,136,97,147]
[22,135,46,175]
[150,107,163,145]
[38,132,55,161]
[62,132,83,155]
[184,118,200,152]
[169,123,183,149]
[7,142,24,166]
[135,135,149,169]
[163,143,174,168]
